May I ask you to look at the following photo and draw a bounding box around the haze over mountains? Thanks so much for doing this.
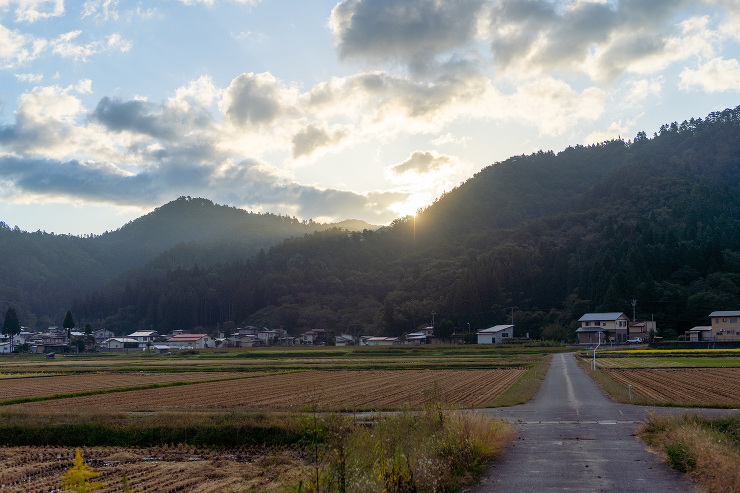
[0,198,377,329]
[3,106,740,338]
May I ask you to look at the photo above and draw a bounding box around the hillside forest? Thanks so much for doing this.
[5,106,740,340]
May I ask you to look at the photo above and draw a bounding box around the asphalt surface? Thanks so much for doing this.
[467,353,739,492]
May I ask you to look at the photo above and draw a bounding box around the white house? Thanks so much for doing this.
[127,331,160,347]
[477,325,514,344]
[101,337,139,350]
[258,330,277,345]
[335,334,355,346]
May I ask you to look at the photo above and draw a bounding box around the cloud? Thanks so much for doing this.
[502,77,605,136]
[390,151,455,176]
[624,77,663,106]
[430,133,470,147]
[91,97,179,140]
[679,57,740,92]
[329,0,485,71]
[291,122,350,159]
[0,23,45,68]
[81,0,119,20]
[486,0,707,82]
[176,0,262,6]
[0,0,64,22]
[0,85,87,157]
[13,72,43,82]
[220,72,298,127]
[0,155,160,204]
[51,31,131,60]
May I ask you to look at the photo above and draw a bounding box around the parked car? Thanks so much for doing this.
[627,337,644,343]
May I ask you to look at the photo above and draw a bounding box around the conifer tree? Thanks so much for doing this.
[2,307,21,352]
[63,310,75,339]
[61,448,106,492]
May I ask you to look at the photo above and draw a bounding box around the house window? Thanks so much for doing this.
[731,318,737,323]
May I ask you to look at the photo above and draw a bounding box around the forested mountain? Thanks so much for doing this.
[45,107,740,337]
[0,197,376,329]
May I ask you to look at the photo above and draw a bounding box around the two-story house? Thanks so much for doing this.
[709,311,740,341]
[127,331,160,348]
[576,312,630,344]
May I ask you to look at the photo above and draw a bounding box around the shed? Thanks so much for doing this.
[477,325,514,344]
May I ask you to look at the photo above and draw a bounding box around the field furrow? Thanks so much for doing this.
[6,369,525,412]
[0,372,248,401]
[603,368,740,406]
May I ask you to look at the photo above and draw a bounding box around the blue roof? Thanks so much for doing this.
[709,311,740,317]
[578,312,626,322]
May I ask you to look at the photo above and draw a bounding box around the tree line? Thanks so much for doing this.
[71,106,740,340]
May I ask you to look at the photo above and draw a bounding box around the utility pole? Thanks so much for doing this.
[631,299,637,322]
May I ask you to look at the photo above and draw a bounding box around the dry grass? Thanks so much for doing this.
[639,414,740,493]
[294,407,515,492]
[0,409,514,493]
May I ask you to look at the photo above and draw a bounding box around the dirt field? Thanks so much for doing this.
[6,368,525,412]
[0,372,250,401]
[602,368,740,406]
[0,445,307,492]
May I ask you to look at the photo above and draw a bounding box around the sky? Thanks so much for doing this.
[0,0,739,235]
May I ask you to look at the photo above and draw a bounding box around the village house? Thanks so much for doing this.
[238,334,260,347]
[576,312,630,344]
[628,320,656,340]
[477,325,514,344]
[93,329,114,343]
[300,329,328,345]
[335,334,356,346]
[127,331,160,348]
[406,326,434,345]
[100,337,139,351]
[709,311,740,341]
[366,336,401,346]
[38,332,69,353]
[165,333,213,349]
[688,326,713,342]
[234,326,260,337]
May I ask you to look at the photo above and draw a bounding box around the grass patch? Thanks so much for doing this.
[485,354,552,407]
[294,406,514,492]
[576,355,636,404]
[639,414,740,492]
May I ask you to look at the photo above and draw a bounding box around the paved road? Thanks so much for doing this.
[467,353,738,492]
